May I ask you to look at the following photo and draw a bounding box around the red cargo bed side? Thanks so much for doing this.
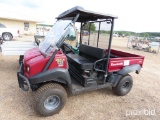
[107,49,145,72]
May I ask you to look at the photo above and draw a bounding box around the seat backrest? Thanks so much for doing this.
[79,44,105,60]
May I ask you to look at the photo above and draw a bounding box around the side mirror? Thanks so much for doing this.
[66,26,76,41]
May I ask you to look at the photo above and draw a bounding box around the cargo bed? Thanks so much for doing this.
[108,49,145,72]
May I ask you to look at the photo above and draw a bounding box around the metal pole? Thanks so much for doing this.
[88,22,91,45]
[80,22,82,44]
[105,19,114,73]
[97,22,101,47]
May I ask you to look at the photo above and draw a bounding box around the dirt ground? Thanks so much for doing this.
[0,36,160,120]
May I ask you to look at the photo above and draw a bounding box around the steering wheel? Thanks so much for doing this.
[63,42,75,54]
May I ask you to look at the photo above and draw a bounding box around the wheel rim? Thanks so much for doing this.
[122,81,130,90]
[44,95,60,110]
[4,34,11,40]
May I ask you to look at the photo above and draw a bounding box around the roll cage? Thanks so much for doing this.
[57,6,118,73]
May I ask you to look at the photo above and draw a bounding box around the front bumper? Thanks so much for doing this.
[17,62,30,91]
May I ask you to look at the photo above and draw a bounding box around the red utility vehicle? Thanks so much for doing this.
[17,6,144,116]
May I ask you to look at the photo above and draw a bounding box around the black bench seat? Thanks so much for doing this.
[66,53,94,70]
[66,44,105,71]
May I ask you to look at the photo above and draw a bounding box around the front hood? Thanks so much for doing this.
[24,47,42,61]
[4,28,17,30]
[23,47,67,77]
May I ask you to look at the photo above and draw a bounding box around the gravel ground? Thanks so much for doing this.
[0,37,160,120]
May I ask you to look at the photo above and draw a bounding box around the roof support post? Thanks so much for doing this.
[80,22,83,44]
[88,22,91,45]
[105,18,114,74]
[97,22,101,47]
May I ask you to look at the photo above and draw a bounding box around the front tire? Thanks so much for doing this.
[112,74,133,96]
[34,83,67,116]
[2,33,12,41]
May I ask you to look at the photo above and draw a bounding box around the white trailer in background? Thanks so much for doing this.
[1,41,37,55]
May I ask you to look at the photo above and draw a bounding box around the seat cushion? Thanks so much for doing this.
[66,53,94,70]
[79,44,105,59]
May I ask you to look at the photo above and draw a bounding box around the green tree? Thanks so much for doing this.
[118,31,123,36]
[83,23,96,31]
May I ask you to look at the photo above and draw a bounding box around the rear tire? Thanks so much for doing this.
[2,33,12,41]
[112,74,133,96]
[34,83,67,116]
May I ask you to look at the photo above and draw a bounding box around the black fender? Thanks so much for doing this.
[118,64,141,75]
[29,68,72,88]
[109,64,141,87]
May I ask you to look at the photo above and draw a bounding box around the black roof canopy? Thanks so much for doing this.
[56,6,118,22]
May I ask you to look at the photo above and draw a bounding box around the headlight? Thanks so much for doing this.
[26,67,30,73]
